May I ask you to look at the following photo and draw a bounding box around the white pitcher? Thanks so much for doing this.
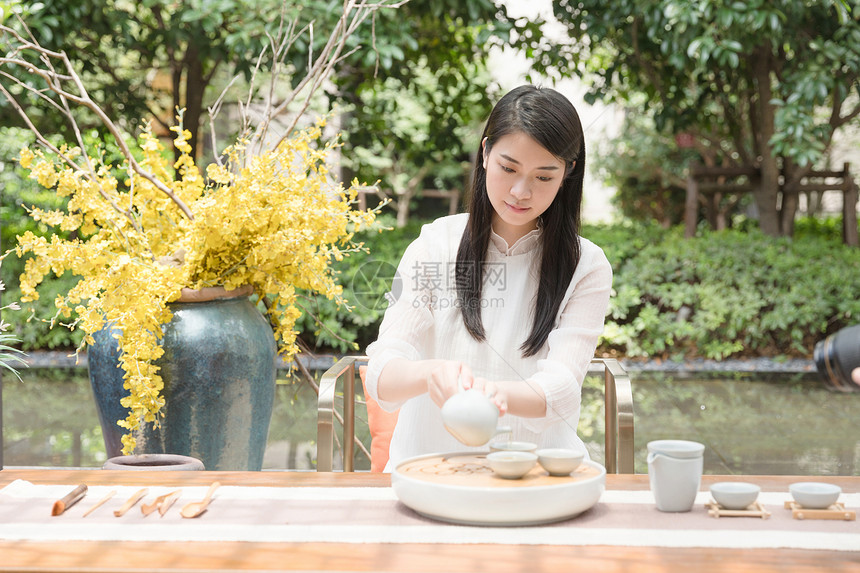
[647,440,705,512]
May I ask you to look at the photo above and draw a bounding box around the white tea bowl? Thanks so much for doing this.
[709,482,760,510]
[536,448,584,476]
[487,451,538,479]
[489,440,537,453]
[789,482,841,509]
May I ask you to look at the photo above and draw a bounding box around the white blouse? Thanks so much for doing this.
[364,213,613,471]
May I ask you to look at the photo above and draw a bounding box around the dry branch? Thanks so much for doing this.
[0,19,195,221]
[205,0,410,168]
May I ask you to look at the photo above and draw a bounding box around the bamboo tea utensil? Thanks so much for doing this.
[784,500,856,521]
[158,489,182,517]
[82,489,117,517]
[706,500,771,519]
[114,488,149,517]
[141,490,182,517]
[180,482,220,518]
[51,484,87,516]
[140,494,162,516]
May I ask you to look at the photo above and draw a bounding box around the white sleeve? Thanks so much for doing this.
[521,245,613,434]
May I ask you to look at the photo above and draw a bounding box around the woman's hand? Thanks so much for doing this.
[379,358,509,416]
[427,361,473,408]
[469,377,508,416]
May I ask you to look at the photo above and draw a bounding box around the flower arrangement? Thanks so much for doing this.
[13,118,374,453]
[0,6,387,454]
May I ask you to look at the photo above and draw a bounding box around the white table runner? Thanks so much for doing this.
[1,480,858,551]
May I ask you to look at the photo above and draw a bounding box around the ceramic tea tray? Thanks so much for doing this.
[391,452,605,526]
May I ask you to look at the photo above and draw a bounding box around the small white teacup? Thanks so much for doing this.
[487,451,537,480]
[789,482,842,509]
[536,448,584,476]
[710,482,760,510]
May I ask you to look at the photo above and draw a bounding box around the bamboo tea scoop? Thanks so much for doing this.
[51,484,87,516]
[114,488,149,517]
[180,481,220,518]
[141,490,181,517]
[159,489,182,517]
[83,490,116,517]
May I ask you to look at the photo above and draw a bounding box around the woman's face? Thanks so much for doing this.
[482,132,569,244]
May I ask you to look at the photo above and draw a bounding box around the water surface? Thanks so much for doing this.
[3,368,857,475]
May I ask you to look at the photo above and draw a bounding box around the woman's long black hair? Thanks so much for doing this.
[455,85,585,357]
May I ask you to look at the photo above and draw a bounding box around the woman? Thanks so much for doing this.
[364,85,613,470]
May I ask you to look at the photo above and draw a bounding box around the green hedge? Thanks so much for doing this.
[591,220,860,359]
[298,216,859,361]
[5,211,858,361]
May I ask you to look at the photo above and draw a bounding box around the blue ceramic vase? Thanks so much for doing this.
[88,290,277,470]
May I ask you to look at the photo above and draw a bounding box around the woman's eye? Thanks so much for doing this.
[500,165,515,173]
[537,176,553,182]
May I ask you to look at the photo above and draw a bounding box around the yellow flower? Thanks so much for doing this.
[30,160,59,188]
[206,164,233,185]
[170,125,193,155]
[19,147,35,169]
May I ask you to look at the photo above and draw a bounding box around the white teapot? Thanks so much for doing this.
[440,385,500,446]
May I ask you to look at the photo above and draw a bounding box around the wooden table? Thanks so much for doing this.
[0,468,857,572]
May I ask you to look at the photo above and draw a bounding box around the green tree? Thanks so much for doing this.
[2,0,540,162]
[1,0,294,159]
[533,0,860,236]
[341,57,490,227]
[285,0,540,225]
[594,107,698,228]
[1,0,547,354]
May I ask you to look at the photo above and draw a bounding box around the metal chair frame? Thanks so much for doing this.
[317,356,634,473]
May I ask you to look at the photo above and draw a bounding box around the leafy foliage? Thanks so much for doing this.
[328,0,535,97]
[598,225,860,360]
[0,0,287,158]
[2,0,540,163]
[341,58,489,225]
[325,0,535,226]
[528,0,860,236]
[290,219,860,363]
[593,110,698,227]
[0,281,26,379]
